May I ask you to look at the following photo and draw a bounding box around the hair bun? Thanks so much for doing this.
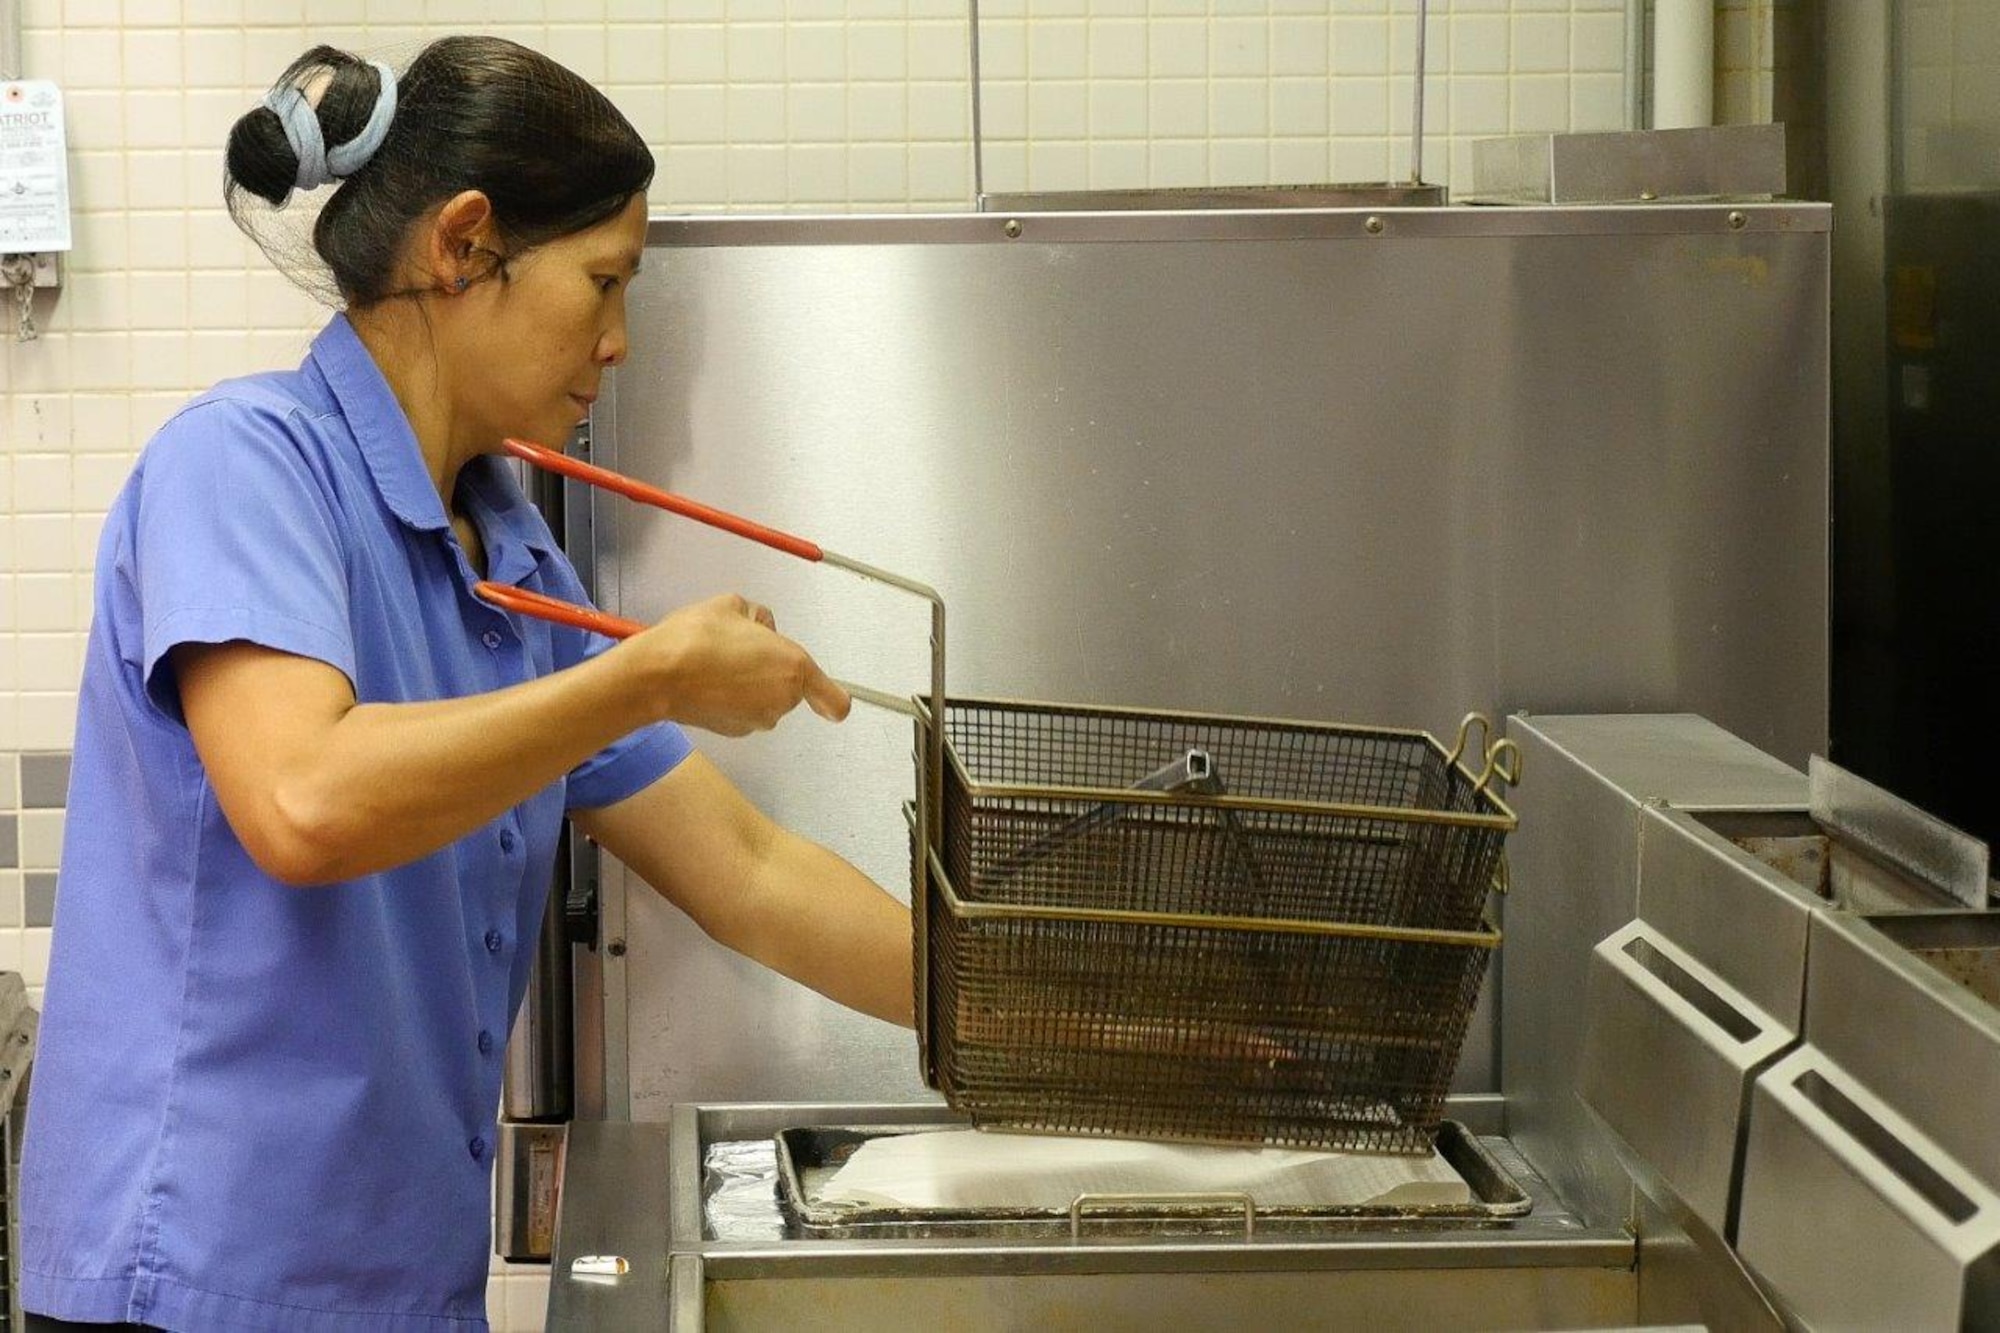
[225,103,301,208]
[225,47,384,207]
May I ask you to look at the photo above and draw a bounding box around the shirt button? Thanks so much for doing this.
[499,828,517,854]
[485,929,504,954]
[478,1029,494,1055]
[469,1137,487,1162]
[481,629,503,650]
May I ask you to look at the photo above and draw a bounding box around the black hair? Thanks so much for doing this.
[225,37,654,307]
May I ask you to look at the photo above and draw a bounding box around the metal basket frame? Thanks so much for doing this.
[932,697,1520,929]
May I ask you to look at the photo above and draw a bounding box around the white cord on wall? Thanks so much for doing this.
[0,0,24,82]
[1654,0,1717,129]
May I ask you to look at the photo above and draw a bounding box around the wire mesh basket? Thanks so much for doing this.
[912,701,1519,1154]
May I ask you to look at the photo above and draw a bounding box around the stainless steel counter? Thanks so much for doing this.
[550,1099,1650,1331]
[547,1120,678,1331]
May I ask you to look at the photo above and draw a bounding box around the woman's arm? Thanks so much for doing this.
[571,755,915,1028]
[173,593,849,886]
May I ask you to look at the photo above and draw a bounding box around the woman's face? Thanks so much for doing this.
[449,193,648,452]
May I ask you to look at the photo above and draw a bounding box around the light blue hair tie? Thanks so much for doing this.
[263,60,397,198]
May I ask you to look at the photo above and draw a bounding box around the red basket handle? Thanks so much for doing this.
[473,581,645,640]
[473,581,919,720]
[504,437,824,563]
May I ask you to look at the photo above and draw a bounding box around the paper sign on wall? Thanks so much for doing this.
[0,81,72,253]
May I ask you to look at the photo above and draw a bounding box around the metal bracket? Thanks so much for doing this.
[1809,754,1989,909]
[1,251,60,288]
[1,252,61,341]
[565,844,600,948]
[494,1122,566,1262]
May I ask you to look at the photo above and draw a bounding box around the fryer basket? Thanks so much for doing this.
[912,703,1517,1154]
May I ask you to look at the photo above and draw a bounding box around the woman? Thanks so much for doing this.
[20,38,913,1332]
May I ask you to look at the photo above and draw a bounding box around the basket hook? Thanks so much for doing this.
[1447,712,1493,771]
[1473,737,1522,796]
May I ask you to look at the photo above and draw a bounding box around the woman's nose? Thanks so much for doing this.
[597,317,628,367]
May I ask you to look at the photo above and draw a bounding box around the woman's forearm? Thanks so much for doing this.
[179,592,847,887]
[727,832,917,1027]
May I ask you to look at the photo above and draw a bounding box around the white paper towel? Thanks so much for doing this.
[818,1129,1472,1211]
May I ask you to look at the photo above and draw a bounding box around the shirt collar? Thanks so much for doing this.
[308,313,450,535]
[308,314,561,584]
[460,456,562,586]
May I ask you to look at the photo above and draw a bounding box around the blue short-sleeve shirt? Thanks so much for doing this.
[21,314,692,1332]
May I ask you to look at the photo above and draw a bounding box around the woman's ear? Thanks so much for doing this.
[424,189,496,291]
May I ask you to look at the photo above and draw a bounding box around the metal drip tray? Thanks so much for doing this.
[768,1120,1530,1240]
[1862,912,2000,1010]
[1691,810,1967,913]
[694,1099,1602,1252]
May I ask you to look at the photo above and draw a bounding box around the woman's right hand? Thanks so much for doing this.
[634,593,851,735]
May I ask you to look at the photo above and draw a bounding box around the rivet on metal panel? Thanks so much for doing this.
[1365,216,1386,235]
[1727,211,1748,230]
[1003,219,1022,239]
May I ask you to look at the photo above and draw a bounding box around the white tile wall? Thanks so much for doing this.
[980,0,1637,193]
[2,2,1778,1328]
[1898,0,2000,190]
[1714,0,1774,126]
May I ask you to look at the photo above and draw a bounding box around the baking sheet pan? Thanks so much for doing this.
[775,1120,1531,1239]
